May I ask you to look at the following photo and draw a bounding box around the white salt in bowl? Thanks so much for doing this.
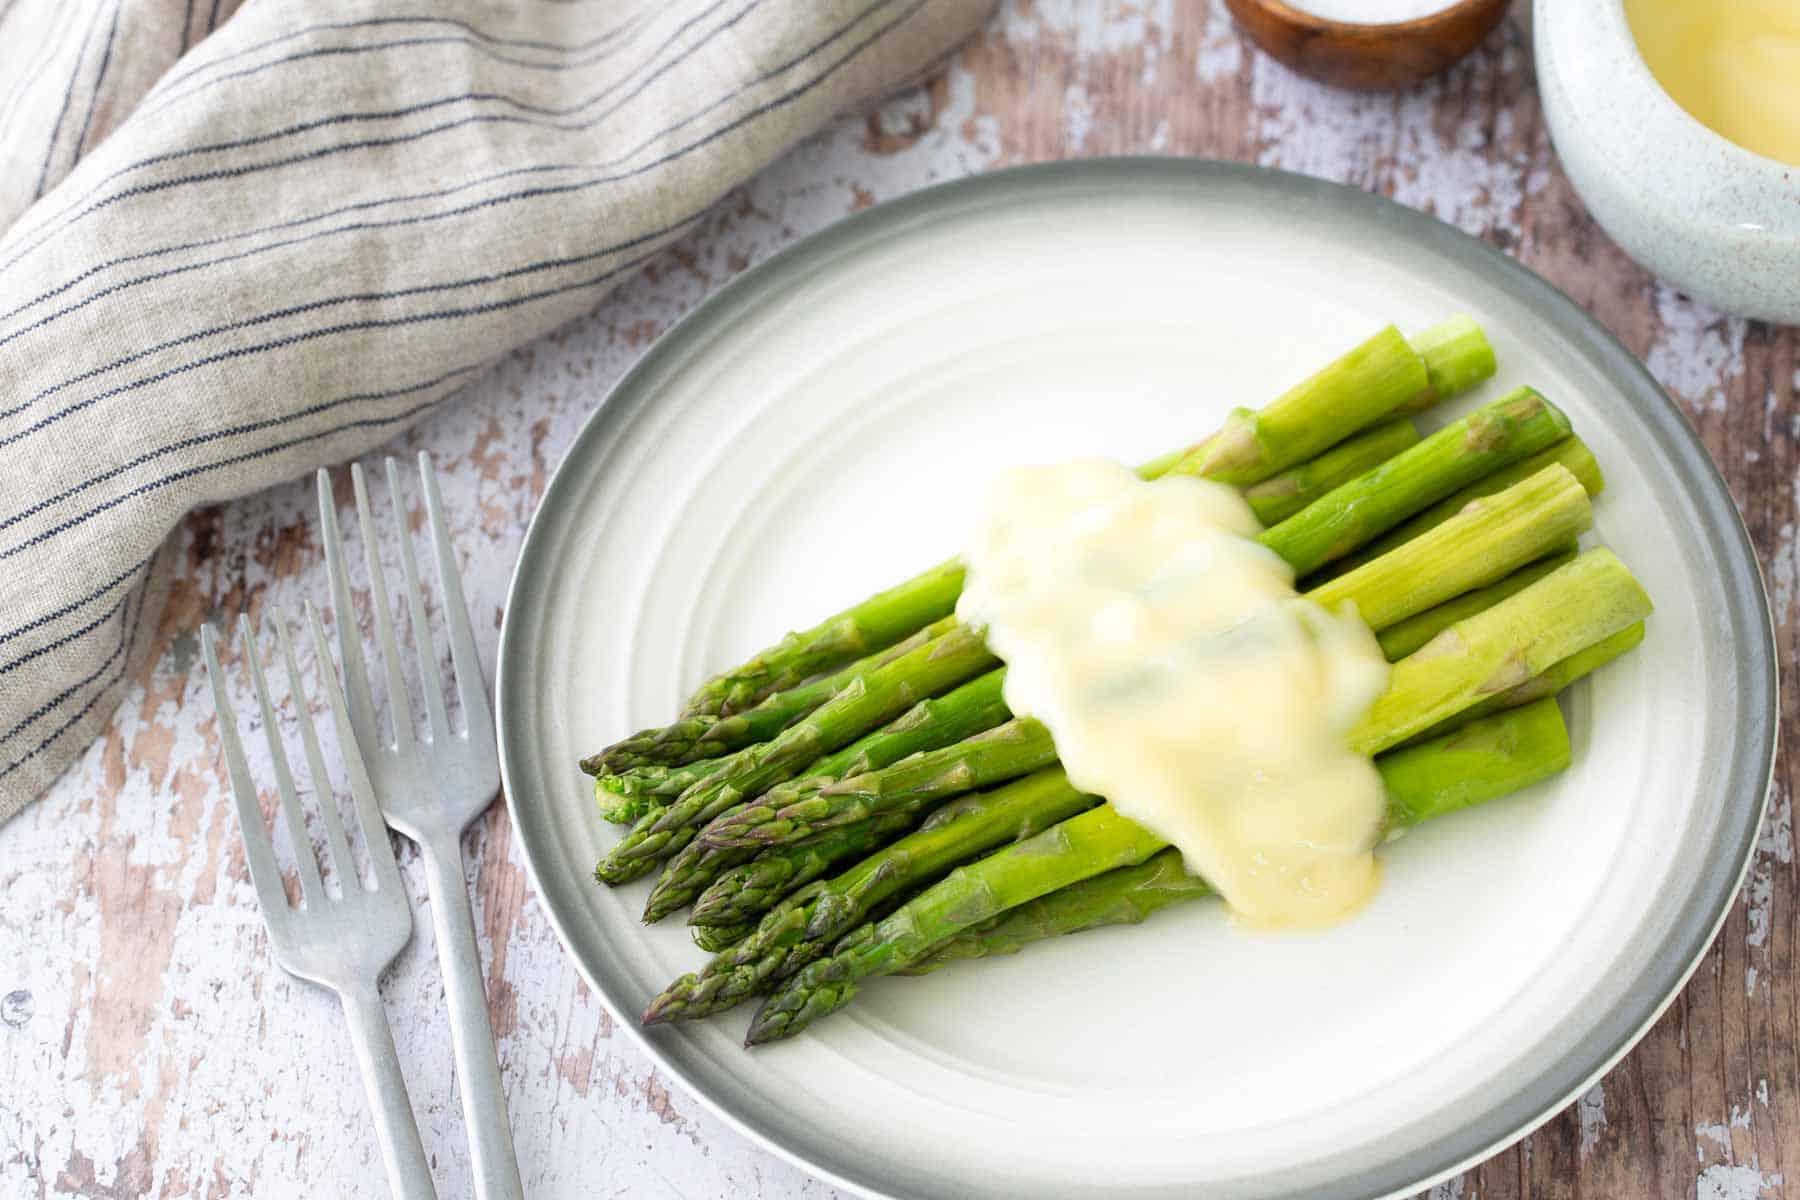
[1536,0,1800,324]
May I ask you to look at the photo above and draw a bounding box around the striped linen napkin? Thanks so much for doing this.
[0,0,991,820]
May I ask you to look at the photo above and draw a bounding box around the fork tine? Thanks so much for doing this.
[386,458,450,744]
[277,614,357,892]
[307,601,405,895]
[353,463,416,756]
[418,452,492,743]
[202,624,292,926]
[238,614,325,906]
[318,469,379,751]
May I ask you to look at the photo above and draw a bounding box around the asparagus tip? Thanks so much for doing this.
[642,978,695,1025]
[641,881,690,923]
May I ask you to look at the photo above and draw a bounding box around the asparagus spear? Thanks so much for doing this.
[584,618,957,775]
[603,663,1004,821]
[1409,621,1645,744]
[1375,546,1578,660]
[638,669,1015,916]
[686,808,931,927]
[1150,324,1428,484]
[1316,437,1603,582]
[902,697,1570,973]
[678,558,967,719]
[744,549,1652,1043]
[699,465,1592,852]
[1402,314,1499,410]
[682,321,1490,718]
[1304,464,1590,633]
[1377,695,1573,825]
[650,794,942,925]
[637,804,761,909]
[1241,418,1420,526]
[901,848,1203,976]
[596,623,1003,882]
[705,718,1058,850]
[643,769,1099,1024]
[1259,388,1571,576]
[1353,550,1648,750]
[608,420,1416,781]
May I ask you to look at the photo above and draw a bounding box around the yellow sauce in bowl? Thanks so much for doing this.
[1625,0,1800,167]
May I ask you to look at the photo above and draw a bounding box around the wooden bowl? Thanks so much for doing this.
[1223,0,1510,90]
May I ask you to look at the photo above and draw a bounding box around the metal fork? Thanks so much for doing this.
[202,612,437,1200]
[320,456,523,1200]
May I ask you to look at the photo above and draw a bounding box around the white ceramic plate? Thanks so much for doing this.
[497,160,1775,1199]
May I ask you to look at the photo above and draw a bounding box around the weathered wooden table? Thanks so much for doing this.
[3,4,1793,1197]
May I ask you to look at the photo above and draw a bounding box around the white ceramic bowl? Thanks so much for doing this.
[1535,0,1800,324]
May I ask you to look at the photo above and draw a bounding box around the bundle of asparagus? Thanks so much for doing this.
[575,318,1651,1047]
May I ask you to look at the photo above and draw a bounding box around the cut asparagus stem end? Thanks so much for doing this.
[1350,547,1652,756]
[1379,697,1571,828]
[1316,436,1604,582]
[1305,463,1593,633]
[1159,324,1429,486]
[1410,620,1646,744]
[1261,387,1575,577]
[1405,314,1498,411]
[1375,544,1580,661]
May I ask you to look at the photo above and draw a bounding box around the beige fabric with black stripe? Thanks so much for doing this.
[0,0,991,818]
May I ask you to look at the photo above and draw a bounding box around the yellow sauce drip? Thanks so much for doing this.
[1625,0,1800,167]
[959,460,1391,930]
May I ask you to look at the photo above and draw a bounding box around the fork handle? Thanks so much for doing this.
[340,983,438,1200]
[420,834,525,1200]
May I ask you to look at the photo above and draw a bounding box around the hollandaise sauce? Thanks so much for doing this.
[959,459,1392,930]
[1625,0,1800,166]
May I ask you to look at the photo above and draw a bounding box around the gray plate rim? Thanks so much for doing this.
[495,157,1778,1200]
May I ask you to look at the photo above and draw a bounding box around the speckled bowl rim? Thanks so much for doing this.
[496,157,1778,1200]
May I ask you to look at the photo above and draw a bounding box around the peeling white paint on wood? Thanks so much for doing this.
[4,3,1797,1197]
